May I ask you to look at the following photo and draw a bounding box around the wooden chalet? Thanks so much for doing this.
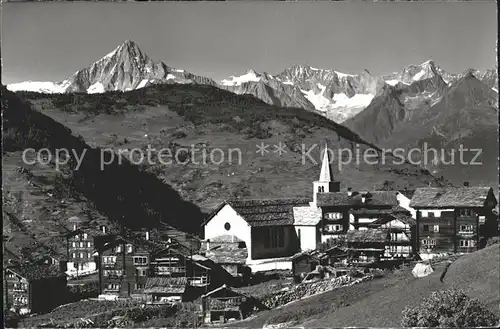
[410,185,498,255]
[320,246,348,266]
[368,211,417,260]
[202,235,251,285]
[95,235,153,298]
[144,276,188,304]
[346,229,389,266]
[201,285,256,324]
[4,264,67,315]
[150,247,213,288]
[290,252,320,280]
[316,190,402,242]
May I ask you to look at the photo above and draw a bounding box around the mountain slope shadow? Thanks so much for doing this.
[2,86,205,233]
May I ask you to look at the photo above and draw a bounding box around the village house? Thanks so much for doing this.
[4,264,67,315]
[367,211,416,260]
[201,235,252,285]
[318,246,349,266]
[201,285,257,324]
[290,252,320,280]
[143,276,189,304]
[150,245,216,289]
[311,147,417,247]
[346,229,389,266]
[95,235,153,299]
[410,184,499,259]
[64,217,110,278]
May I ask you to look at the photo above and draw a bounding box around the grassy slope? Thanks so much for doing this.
[2,151,114,260]
[303,245,500,327]
[17,84,445,214]
[226,245,499,328]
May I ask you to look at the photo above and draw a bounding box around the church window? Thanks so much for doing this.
[224,222,231,231]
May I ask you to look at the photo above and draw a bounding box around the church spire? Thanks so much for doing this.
[319,144,333,182]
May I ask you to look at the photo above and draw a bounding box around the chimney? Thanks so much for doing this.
[361,196,366,203]
[145,231,150,240]
[73,224,77,231]
[347,188,353,197]
[206,239,210,251]
[101,225,107,234]
[464,182,469,187]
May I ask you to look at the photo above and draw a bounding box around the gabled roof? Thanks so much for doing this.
[409,187,495,208]
[202,284,247,299]
[349,205,410,216]
[290,251,320,262]
[144,276,187,294]
[317,191,399,207]
[203,198,311,227]
[293,206,322,226]
[346,229,389,243]
[324,246,348,255]
[370,213,416,227]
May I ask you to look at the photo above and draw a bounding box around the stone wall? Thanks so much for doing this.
[261,274,374,309]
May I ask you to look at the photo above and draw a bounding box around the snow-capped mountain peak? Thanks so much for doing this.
[221,69,265,86]
[7,40,216,94]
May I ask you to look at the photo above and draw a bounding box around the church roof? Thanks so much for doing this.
[203,198,311,227]
[318,145,334,182]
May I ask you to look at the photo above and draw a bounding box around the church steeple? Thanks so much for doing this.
[311,144,341,208]
[319,143,333,182]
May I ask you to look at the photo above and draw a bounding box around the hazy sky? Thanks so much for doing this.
[2,1,497,84]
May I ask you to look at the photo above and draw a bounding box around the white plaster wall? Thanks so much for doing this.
[295,226,317,251]
[204,204,252,259]
[397,193,417,218]
[248,260,292,272]
[358,218,377,224]
[321,234,344,243]
[380,219,407,229]
[66,261,97,277]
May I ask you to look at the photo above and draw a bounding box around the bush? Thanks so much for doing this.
[401,289,499,327]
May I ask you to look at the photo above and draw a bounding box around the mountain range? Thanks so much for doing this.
[7,40,498,124]
[7,40,217,95]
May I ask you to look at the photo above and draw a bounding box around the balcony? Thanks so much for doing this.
[188,276,209,286]
[153,267,186,275]
[208,297,243,311]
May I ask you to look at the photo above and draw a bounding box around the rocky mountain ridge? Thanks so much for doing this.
[7,40,498,124]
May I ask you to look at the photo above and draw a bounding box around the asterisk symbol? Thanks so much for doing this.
[273,142,287,156]
[256,142,270,156]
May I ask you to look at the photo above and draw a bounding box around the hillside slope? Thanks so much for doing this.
[345,73,498,188]
[13,83,448,215]
[302,245,499,327]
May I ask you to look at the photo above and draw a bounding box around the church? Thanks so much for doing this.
[202,145,416,271]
